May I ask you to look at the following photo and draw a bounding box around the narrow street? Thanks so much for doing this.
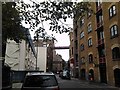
[12,74,120,90]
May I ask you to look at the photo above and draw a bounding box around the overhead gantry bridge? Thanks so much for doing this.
[51,46,69,49]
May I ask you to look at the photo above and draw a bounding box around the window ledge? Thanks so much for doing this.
[110,34,119,39]
[112,58,120,61]
[109,14,117,19]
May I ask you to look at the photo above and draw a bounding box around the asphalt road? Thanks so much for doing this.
[56,74,120,90]
[12,74,120,90]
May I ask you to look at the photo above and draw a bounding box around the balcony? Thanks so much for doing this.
[112,58,120,61]
[96,4,102,12]
[98,38,104,45]
[99,56,105,63]
[97,21,103,28]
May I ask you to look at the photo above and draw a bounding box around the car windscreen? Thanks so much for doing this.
[23,75,58,87]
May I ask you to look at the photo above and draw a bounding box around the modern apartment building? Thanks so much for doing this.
[70,2,120,87]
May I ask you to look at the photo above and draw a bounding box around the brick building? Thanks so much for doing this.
[70,2,120,87]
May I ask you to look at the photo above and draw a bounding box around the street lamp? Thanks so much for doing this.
[33,34,39,70]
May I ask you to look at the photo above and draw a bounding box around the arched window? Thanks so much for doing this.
[88,38,92,47]
[80,31,84,39]
[109,5,116,18]
[110,25,118,38]
[80,44,84,51]
[89,54,93,63]
[80,17,85,27]
[112,47,120,59]
[88,24,92,33]
[81,57,85,64]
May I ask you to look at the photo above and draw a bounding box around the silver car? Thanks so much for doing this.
[21,72,59,90]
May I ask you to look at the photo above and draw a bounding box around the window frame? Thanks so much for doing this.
[80,17,85,27]
[80,31,84,39]
[112,47,120,60]
[110,25,118,38]
[81,57,85,64]
[88,54,93,63]
[109,5,116,18]
[88,38,92,47]
[80,43,84,51]
[87,24,92,33]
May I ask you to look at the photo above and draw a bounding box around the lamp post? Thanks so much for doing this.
[34,32,39,70]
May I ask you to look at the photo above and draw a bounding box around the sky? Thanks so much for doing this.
[30,19,72,61]
[43,19,72,61]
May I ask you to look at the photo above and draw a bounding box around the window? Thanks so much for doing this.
[109,5,116,18]
[81,57,85,64]
[80,44,84,51]
[88,24,92,33]
[80,31,84,39]
[80,18,85,27]
[87,12,91,17]
[112,47,120,59]
[110,25,118,38]
[100,31,104,39]
[88,38,92,47]
[87,10,92,18]
[23,75,58,87]
[88,54,93,63]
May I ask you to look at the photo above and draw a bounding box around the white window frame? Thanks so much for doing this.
[88,24,92,33]
[109,5,116,18]
[110,25,118,37]
[88,38,92,47]
[80,31,84,39]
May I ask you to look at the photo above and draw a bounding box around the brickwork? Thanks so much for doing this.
[71,2,120,87]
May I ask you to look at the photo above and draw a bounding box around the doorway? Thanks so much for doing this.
[80,69,86,80]
[114,68,120,87]
[89,69,94,81]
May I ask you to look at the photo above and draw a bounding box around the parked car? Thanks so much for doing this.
[61,70,71,80]
[59,71,63,78]
[21,72,59,90]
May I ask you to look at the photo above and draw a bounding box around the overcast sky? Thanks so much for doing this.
[30,19,72,61]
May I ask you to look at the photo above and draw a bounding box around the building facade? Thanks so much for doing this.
[5,28,36,71]
[34,39,55,72]
[5,39,36,70]
[53,53,65,73]
[71,2,120,87]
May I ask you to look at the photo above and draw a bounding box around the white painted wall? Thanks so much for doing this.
[5,39,36,70]
[36,47,47,72]
[5,39,20,70]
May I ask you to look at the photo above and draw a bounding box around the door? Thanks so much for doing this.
[114,68,120,87]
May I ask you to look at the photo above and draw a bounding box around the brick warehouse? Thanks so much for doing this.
[69,2,120,87]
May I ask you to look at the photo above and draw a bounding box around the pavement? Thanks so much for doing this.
[71,78,120,89]
[12,83,22,88]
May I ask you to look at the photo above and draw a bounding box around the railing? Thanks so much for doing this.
[97,21,103,28]
[98,38,104,46]
[96,4,102,12]
[99,56,105,63]
[53,46,69,49]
